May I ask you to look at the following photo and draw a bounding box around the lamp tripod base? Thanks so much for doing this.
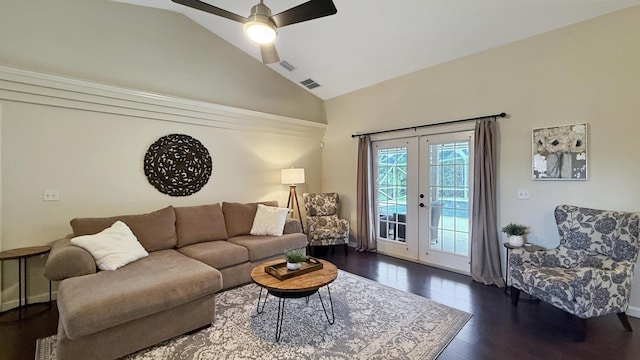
[286,185,304,233]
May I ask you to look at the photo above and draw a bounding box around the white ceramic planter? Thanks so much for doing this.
[287,262,301,270]
[509,235,524,247]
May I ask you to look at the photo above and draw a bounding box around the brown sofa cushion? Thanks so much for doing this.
[57,250,222,340]
[228,233,308,262]
[178,240,249,269]
[222,201,278,238]
[70,206,177,252]
[174,203,228,248]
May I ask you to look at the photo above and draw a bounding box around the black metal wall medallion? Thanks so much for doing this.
[144,134,212,196]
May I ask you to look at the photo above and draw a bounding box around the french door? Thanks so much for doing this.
[373,138,418,260]
[418,132,473,273]
[373,131,473,274]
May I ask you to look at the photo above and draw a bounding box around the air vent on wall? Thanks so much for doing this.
[300,78,320,90]
[279,61,296,72]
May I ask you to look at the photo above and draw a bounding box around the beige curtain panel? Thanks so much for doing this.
[470,118,505,287]
[356,135,376,252]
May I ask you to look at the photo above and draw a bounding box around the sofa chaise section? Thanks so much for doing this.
[56,250,222,359]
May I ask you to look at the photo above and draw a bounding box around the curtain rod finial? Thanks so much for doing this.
[499,112,507,117]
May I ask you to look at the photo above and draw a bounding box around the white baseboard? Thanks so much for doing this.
[0,291,57,312]
[626,305,639,318]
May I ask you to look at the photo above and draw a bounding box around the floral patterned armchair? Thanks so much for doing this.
[303,193,349,255]
[509,205,640,340]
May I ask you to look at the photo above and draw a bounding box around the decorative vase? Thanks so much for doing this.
[287,262,301,271]
[509,235,524,247]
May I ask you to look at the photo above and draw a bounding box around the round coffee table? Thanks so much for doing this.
[251,258,338,341]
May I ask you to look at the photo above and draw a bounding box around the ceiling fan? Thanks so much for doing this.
[172,0,337,64]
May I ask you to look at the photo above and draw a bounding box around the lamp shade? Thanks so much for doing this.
[281,168,305,185]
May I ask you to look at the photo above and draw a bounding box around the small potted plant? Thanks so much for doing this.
[501,223,528,247]
[284,248,308,270]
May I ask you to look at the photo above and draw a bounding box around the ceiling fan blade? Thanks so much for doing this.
[271,0,337,28]
[172,0,247,23]
[260,43,280,64]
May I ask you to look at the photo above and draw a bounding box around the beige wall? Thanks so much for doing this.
[0,74,324,308]
[0,0,325,123]
[0,0,325,308]
[1,100,322,243]
[323,6,640,312]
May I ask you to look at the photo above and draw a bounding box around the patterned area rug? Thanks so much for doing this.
[36,271,471,360]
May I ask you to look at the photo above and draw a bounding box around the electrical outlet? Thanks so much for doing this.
[43,189,60,201]
[517,189,530,200]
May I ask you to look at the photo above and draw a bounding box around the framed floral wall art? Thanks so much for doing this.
[532,124,587,180]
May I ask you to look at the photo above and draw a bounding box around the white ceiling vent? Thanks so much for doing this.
[300,78,320,90]
[279,61,296,72]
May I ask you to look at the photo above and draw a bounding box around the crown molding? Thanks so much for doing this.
[0,65,326,138]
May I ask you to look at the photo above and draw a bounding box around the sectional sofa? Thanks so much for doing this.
[44,201,307,360]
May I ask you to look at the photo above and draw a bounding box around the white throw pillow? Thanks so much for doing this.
[71,220,149,271]
[250,204,290,236]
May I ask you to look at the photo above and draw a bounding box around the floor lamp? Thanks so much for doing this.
[281,168,305,232]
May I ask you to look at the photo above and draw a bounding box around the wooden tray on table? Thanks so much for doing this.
[265,257,324,280]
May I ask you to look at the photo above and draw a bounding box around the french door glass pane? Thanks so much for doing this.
[428,141,470,256]
[376,147,407,243]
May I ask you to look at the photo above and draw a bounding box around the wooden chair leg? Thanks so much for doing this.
[344,243,348,256]
[617,312,633,332]
[575,316,586,342]
[510,287,521,306]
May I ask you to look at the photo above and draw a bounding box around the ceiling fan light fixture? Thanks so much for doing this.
[173,0,337,65]
[244,20,277,44]
[244,1,277,45]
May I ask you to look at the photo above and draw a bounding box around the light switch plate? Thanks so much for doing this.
[517,189,530,200]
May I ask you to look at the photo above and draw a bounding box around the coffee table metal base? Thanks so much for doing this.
[255,286,335,342]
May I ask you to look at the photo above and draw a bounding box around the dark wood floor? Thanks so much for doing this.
[1,302,58,360]
[2,247,639,360]
[323,247,640,360]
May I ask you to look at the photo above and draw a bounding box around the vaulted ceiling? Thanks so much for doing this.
[112,0,640,100]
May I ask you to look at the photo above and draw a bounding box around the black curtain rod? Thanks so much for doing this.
[350,112,507,138]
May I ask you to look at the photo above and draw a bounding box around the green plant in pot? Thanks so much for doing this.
[501,223,528,246]
[284,248,308,270]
